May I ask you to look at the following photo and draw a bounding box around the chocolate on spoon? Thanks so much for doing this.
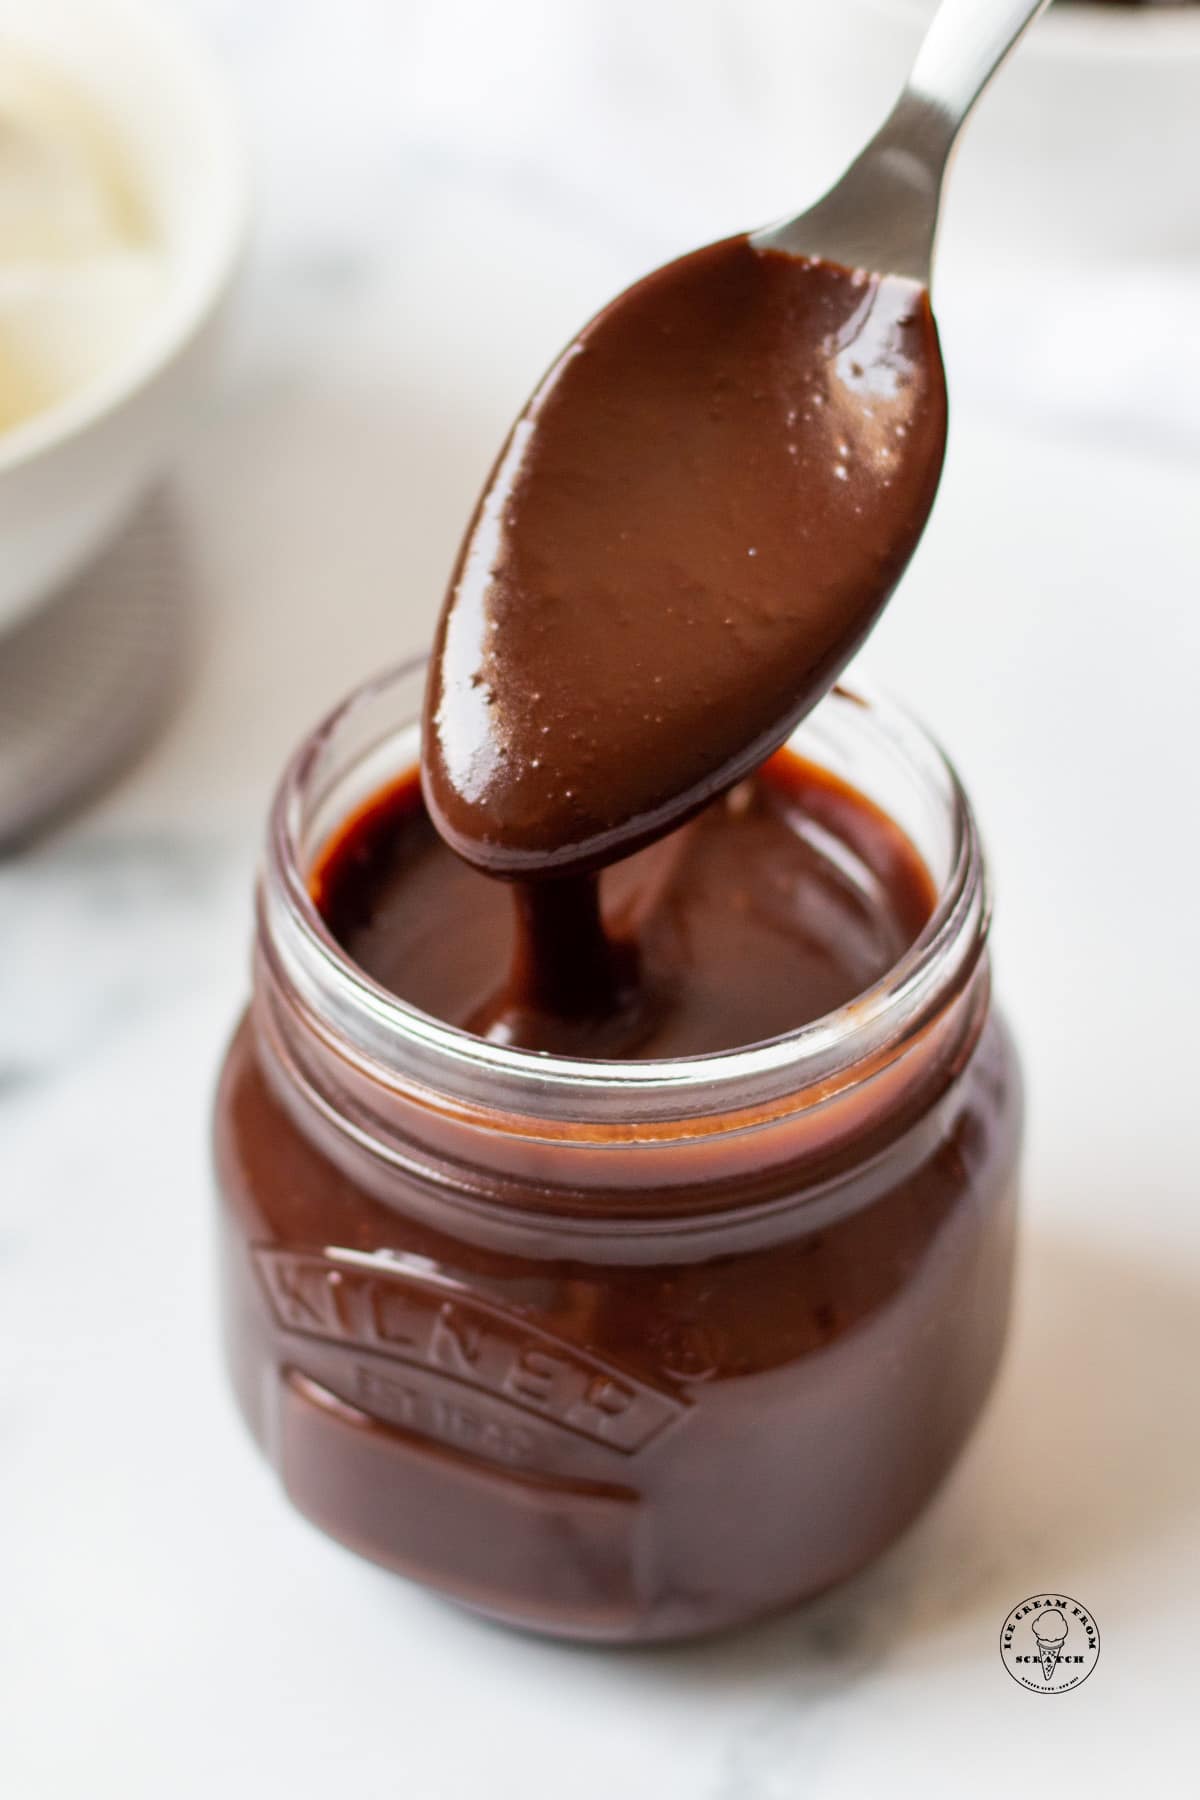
[424,239,944,878]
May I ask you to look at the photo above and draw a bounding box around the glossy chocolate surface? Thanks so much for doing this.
[423,236,946,879]
[314,750,936,1059]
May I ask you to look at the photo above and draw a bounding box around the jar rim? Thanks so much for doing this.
[262,659,989,1126]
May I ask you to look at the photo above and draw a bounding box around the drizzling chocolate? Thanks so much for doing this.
[314,754,935,1060]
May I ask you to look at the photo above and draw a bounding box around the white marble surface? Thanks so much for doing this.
[3,4,1200,1795]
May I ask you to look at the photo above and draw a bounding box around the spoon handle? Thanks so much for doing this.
[907,0,1052,145]
[756,0,1051,285]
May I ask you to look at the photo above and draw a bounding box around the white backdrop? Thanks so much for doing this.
[2,4,1198,1796]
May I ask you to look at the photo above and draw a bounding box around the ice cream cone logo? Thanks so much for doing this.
[1032,1609,1068,1683]
[1000,1593,1100,1694]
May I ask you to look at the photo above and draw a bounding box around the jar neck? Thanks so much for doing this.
[251,665,992,1242]
[252,941,989,1249]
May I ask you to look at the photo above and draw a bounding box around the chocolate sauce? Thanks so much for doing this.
[313,750,935,1059]
[423,236,946,879]
[420,235,945,1049]
[215,167,1021,1646]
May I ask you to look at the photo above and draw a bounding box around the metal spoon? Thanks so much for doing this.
[755,0,1052,280]
[425,0,1054,882]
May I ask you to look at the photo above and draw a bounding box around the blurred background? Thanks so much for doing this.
[2,2,1198,1795]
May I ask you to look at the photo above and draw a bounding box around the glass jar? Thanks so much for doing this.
[213,661,1021,1644]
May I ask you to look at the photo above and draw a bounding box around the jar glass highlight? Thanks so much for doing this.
[213,661,1022,1644]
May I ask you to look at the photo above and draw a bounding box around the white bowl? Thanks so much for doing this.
[0,0,247,634]
[841,0,1200,269]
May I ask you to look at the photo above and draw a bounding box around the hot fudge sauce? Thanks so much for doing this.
[425,236,946,879]
[214,220,1017,1643]
[422,234,945,1054]
[314,751,935,1058]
